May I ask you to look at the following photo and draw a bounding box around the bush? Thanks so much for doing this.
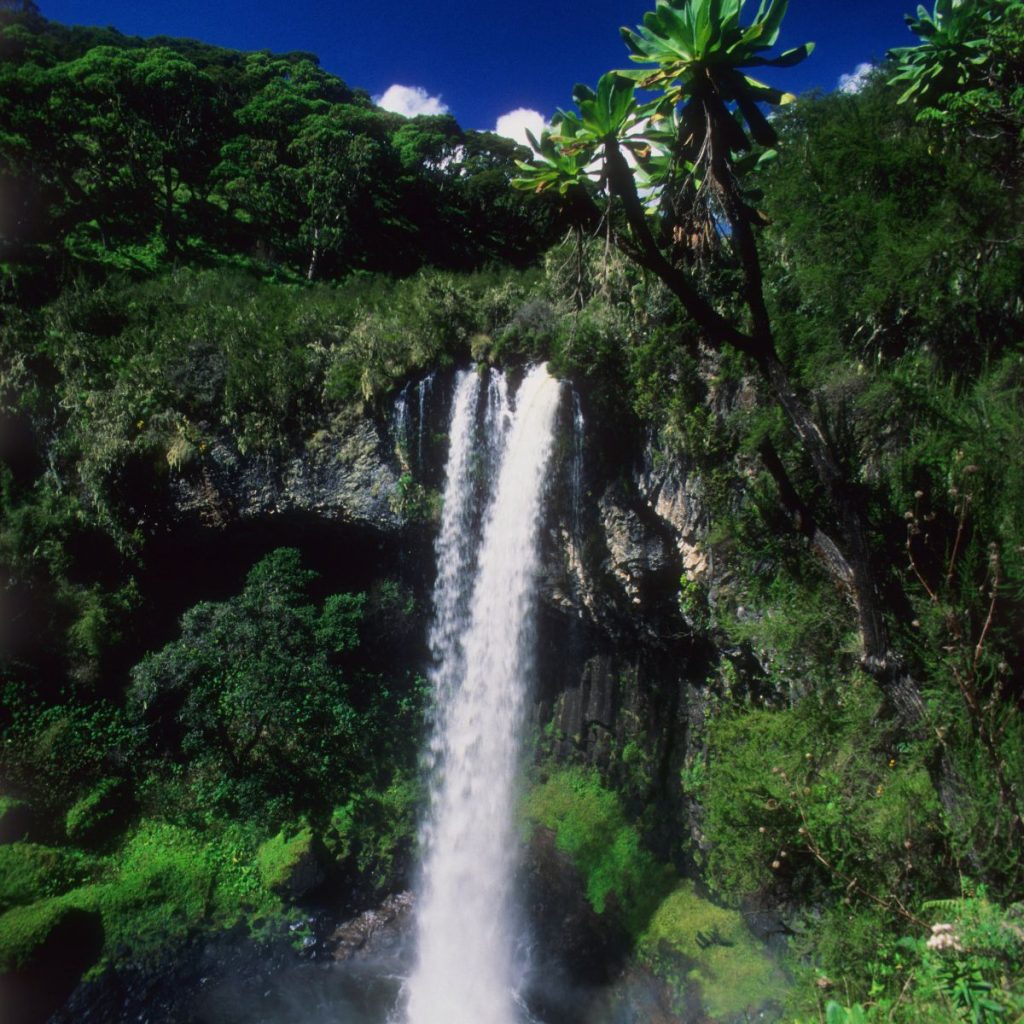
[521,767,673,937]
[326,772,420,895]
[0,694,138,821]
[64,777,130,847]
[701,677,945,910]
[803,893,1024,1023]
[256,824,325,900]
[128,548,367,821]
[0,845,65,913]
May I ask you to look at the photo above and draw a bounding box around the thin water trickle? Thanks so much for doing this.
[406,364,563,1024]
[571,391,585,537]
[393,384,411,465]
[415,372,435,469]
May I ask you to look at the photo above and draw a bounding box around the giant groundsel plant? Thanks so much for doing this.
[513,0,920,699]
[514,0,811,256]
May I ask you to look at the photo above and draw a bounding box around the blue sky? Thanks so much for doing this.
[40,0,920,137]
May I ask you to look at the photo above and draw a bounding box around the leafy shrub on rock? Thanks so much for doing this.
[129,548,367,821]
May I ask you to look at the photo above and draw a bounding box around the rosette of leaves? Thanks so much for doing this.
[511,118,593,196]
[512,73,661,196]
[888,0,995,108]
[619,0,813,158]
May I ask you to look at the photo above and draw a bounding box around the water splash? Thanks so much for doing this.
[406,364,563,1024]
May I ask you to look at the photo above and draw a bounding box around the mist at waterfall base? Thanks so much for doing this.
[195,364,591,1024]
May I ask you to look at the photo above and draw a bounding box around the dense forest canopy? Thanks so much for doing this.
[1,1,1023,1022]
[0,5,562,295]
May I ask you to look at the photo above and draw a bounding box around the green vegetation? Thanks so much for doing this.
[0,844,77,913]
[0,8,560,293]
[640,881,788,1019]
[255,824,320,896]
[522,768,788,1017]
[0,899,94,972]
[0,549,424,974]
[64,777,128,846]
[522,766,673,934]
[512,1,1023,1020]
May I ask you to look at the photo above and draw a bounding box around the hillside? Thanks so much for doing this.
[1,3,1023,1022]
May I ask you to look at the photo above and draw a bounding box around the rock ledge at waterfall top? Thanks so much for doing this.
[170,411,403,531]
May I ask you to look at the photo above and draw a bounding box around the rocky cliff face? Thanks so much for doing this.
[170,409,404,532]
[161,370,717,870]
[164,370,713,792]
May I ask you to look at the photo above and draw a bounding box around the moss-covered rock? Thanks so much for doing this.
[0,899,103,1024]
[0,844,65,914]
[256,825,325,901]
[0,797,35,845]
[521,767,674,936]
[639,881,788,1021]
[64,777,129,847]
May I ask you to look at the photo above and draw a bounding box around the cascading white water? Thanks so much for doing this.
[406,364,562,1024]
[571,391,585,537]
[416,372,435,467]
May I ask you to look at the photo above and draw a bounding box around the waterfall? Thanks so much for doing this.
[571,391,585,537]
[416,372,435,468]
[406,364,563,1024]
[393,383,411,465]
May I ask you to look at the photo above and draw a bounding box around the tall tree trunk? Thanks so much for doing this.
[602,134,926,720]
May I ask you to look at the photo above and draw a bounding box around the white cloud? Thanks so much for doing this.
[838,62,874,95]
[375,84,449,118]
[494,108,547,149]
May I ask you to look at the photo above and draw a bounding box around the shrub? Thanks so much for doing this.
[521,767,673,937]
[256,824,324,900]
[128,548,367,821]
[326,772,421,895]
[639,880,788,1019]
[701,677,945,910]
[0,844,64,913]
[64,777,130,847]
[0,694,139,820]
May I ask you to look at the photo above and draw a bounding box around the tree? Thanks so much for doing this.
[889,0,1023,170]
[129,549,367,816]
[514,0,919,710]
[289,107,403,278]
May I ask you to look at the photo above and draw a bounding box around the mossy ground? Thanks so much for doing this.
[639,881,788,1020]
[0,819,290,975]
[0,899,75,971]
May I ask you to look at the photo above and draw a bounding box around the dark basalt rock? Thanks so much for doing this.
[0,906,103,1024]
[519,826,630,1022]
[0,799,36,845]
[324,890,415,962]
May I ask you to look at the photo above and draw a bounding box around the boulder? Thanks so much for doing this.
[0,900,103,1024]
[256,826,327,901]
